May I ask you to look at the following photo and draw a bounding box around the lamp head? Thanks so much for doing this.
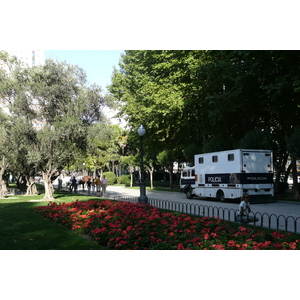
[137,125,146,137]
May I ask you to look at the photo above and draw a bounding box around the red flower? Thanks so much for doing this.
[177,243,185,250]
[211,244,225,250]
[227,240,236,247]
[204,234,209,240]
[33,199,300,250]
[192,237,200,243]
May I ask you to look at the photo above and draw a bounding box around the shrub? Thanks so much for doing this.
[117,175,131,185]
[103,172,117,185]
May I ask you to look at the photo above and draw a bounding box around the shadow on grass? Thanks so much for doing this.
[0,191,107,250]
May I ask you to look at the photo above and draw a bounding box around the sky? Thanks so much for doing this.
[45,50,125,126]
[45,50,124,93]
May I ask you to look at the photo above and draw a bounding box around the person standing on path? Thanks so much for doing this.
[86,178,92,195]
[95,176,102,196]
[70,176,77,192]
[91,178,96,194]
[101,175,108,195]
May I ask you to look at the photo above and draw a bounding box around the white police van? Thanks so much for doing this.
[180,149,274,203]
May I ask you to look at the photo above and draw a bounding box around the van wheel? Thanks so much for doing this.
[217,190,225,202]
[186,188,194,199]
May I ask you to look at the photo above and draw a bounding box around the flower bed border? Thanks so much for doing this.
[33,199,300,250]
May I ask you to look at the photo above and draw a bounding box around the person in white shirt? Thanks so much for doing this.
[239,193,252,216]
[236,193,258,222]
[101,175,108,195]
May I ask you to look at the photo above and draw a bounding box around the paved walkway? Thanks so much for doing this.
[68,185,300,218]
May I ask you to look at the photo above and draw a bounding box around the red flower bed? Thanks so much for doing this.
[33,200,300,250]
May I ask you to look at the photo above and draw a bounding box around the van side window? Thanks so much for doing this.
[212,155,218,163]
[228,154,234,161]
[198,157,204,164]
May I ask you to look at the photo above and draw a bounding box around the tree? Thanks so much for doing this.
[109,51,189,152]
[84,123,115,177]
[0,112,11,197]
[287,126,300,198]
[8,117,40,195]
[157,150,177,189]
[5,59,106,201]
[109,50,300,189]
[121,155,137,187]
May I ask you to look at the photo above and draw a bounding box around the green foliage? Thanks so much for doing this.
[103,171,117,185]
[202,135,229,153]
[287,126,300,159]
[109,50,300,183]
[238,130,275,150]
[0,56,108,200]
[183,143,200,164]
[117,174,131,185]
[156,150,175,166]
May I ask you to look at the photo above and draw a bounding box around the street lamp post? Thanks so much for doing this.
[137,125,148,204]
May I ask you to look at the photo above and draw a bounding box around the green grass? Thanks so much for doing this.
[0,190,106,250]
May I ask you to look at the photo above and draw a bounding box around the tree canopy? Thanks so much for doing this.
[108,50,300,191]
[0,53,108,200]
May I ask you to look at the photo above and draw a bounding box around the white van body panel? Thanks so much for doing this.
[180,149,274,202]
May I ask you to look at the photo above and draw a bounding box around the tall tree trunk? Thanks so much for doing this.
[168,163,174,190]
[26,176,38,195]
[0,166,8,198]
[42,171,55,201]
[130,172,133,187]
[93,163,97,179]
[291,156,299,199]
[275,153,288,193]
[147,165,154,189]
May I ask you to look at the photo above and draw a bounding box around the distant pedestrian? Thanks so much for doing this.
[70,176,77,192]
[86,178,92,195]
[95,176,102,196]
[58,178,63,190]
[101,175,108,195]
[91,179,96,194]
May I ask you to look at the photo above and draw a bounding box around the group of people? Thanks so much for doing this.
[85,175,108,196]
[69,175,108,196]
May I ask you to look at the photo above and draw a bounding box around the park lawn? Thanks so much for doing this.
[0,191,107,250]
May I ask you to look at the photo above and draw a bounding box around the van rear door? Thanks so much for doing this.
[242,151,272,173]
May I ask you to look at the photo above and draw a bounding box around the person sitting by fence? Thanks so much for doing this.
[236,193,259,223]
